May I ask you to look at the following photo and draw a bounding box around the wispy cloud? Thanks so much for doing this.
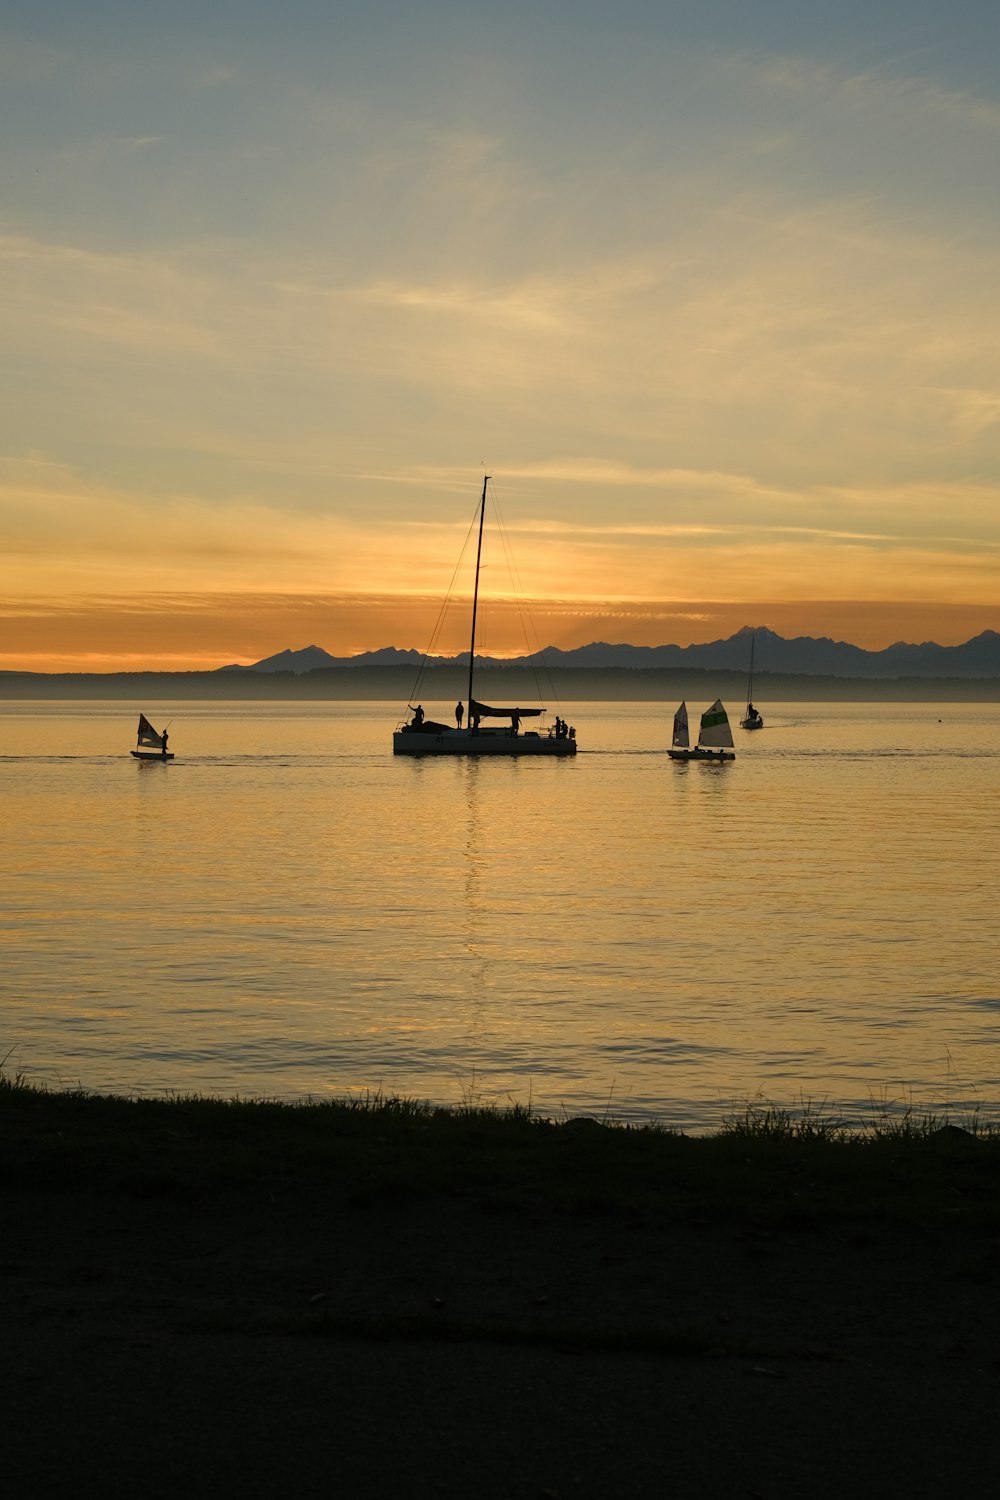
[754,53,1000,134]
[2,453,996,626]
[2,4,999,667]
[191,65,241,90]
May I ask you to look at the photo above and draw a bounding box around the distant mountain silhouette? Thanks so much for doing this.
[221,627,1000,679]
[217,645,332,673]
[534,626,1000,677]
[219,644,490,674]
[219,645,426,674]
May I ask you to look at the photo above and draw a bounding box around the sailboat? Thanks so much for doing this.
[130,714,174,761]
[667,700,736,761]
[393,476,577,757]
[740,629,764,730]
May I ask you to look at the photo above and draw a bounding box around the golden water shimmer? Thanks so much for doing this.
[1,701,997,1130]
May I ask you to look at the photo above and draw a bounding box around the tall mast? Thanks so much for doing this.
[466,474,489,712]
[747,628,755,707]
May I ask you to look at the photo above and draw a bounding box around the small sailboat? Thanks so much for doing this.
[740,629,764,730]
[667,700,736,761]
[393,475,577,757]
[130,714,174,761]
[669,700,691,755]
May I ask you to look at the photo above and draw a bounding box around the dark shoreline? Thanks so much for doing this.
[3,665,1000,700]
[6,1077,998,1221]
[6,1080,1000,1497]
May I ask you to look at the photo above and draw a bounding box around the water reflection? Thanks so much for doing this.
[2,700,999,1126]
[460,759,488,997]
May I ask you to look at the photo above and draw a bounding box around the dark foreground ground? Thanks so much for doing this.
[3,1084,999,1500]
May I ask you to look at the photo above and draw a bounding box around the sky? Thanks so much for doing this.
[2,0,1000,671]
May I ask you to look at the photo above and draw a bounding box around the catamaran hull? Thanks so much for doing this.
[667,748,735,762]
[131,750,175,761]
[394,730,575,757]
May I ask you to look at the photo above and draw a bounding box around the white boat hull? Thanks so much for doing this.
[394,728,575,757]
[131,750,175,761]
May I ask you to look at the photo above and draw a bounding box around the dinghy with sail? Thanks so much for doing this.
[130,714,174,761]
[669,700,691,755]
[667,700,736,761]
[740,628,764,730]
[393,476,576,757]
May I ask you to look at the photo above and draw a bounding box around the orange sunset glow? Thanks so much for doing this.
[2,7,999,672]
[5,9,1000,1491]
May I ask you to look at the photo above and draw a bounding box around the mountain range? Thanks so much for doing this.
[220,627,1000,680]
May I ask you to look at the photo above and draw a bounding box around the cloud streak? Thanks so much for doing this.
[1,3,999,666]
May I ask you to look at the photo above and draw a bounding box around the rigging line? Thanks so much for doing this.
[490,479,562,709]
[492,496,548,704]
[475,491,489,653]
[477,527,491,664]
[404,503,481,708]
[485,483,521,674]
[502,536,557,702]
[491,482,535,643]
[468,483,509,682]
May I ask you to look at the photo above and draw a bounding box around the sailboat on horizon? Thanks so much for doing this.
[740,628,764,730]
[392,476,577,757]
[667,700,736,761]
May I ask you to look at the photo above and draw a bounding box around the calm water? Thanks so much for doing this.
[1,700,998,1130]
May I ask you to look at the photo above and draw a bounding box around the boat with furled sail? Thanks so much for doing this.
[740,628,764,730]
[393,476,576,757]
[130,714,174,761]
[667,699,735,761]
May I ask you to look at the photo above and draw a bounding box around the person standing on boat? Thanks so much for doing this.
[455,701,464,728]
[412,704,424,728]
[161,729,168,758]
[511,713,520,738]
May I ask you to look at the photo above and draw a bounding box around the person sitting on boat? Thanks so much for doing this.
[471,713,480,735]
[412,704,424,728]
[455,701,464,728]
[747,703,756,719]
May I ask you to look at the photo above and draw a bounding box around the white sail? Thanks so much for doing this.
[698,700,734,749]
[672,701,689,749]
